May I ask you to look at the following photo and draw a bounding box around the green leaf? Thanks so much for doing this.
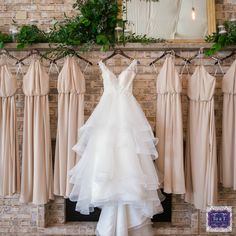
[0,41,4,48]
[80,17,90,26]
[205,19,236,54]
[101,44,110,52]
[96,34,108,44]
[16,43,25,49]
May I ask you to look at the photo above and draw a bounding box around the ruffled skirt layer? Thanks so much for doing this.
[69,92,163,235]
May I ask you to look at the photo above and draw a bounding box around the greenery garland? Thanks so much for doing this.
[4,0,236,56]
[15,0,119,51]
[0,0,163,52]
[206,20,236,56]
[0,32,12,48]
[121,34,163,43]
[16,25,48,49]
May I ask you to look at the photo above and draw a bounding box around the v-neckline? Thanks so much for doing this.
[99,59,137,80]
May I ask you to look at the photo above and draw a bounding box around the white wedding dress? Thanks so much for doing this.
[69,59,163,236]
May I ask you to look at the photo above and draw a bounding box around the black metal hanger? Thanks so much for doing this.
[149,50,192,66]
[149,51,168,66]
[16,49,52,65]
[181,47,207,65]
[185,52,199,64]
[186,48,236,66]
[53,48,93,66]
[101,48,140,64]
[212,51,236,65]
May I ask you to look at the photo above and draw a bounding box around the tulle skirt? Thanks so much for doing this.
[69,92,163,234]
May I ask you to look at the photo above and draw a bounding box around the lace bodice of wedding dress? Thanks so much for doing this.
[99,59,137,95]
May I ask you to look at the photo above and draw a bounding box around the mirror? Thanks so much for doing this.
[120,0,216,40]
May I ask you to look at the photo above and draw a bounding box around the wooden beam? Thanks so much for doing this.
[207,0,216,34]
[117,0,123,20]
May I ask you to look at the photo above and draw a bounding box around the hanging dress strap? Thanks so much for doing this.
[16,61,24,78]
[0,53,5,66]
[83,61,90,74]
[152,63,158,74]
[132,59,138,74]
[180,59,191,79]
[170,49,175,60]
[214,59,224,76]
[197,47,204,66]
[48,60,60,75]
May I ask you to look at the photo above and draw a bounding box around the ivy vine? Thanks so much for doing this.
[121,34,164,43]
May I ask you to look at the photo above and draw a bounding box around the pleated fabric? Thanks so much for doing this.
[0,64,20,196]
[20,59,54,204]
[54,57,85,198]
[155,56,185,194]
[221,59,236,189]
[185,65,217,210]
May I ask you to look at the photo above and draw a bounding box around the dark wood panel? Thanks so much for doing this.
[66,190,171,222]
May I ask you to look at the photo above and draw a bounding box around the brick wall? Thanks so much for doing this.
[216,0,236,24]
[0,0,76,33]
[0,43,235,235]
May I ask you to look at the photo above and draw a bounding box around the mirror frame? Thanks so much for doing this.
[117,0,216,42]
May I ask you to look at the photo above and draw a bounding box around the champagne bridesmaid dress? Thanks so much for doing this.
[20,59,54,204]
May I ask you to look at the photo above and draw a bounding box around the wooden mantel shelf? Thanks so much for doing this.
[3,42,236,52]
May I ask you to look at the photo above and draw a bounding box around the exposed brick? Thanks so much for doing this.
[0,47,233,235]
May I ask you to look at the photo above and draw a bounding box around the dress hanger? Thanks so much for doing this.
[0,49,21,64]
[213,51,236,65]
[101,48,140,64]
[53,48,93,65]
[149,50,191,66]
[184,48,231,66]
[208,56,225,76]
[16,49,51,65]
[181,47,205,66]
